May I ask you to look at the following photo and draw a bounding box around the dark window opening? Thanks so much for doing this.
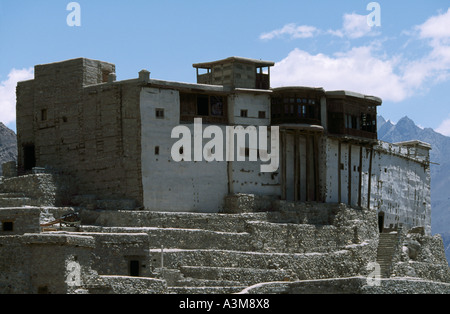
[378,213,385,233]
[155,146,160,155]
[2,221,13,232]
[240,110,248,118]
[23,144,36,172]
[102,70,111,83]
[197,95,209,116]
[129,260,140,277]
[210,96,223,116]
[258,111,266,119]
[41,109,47,121]
[155,108,164,119]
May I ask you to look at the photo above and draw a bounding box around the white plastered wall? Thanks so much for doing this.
[140,87,228,213]
[323,138,431,234]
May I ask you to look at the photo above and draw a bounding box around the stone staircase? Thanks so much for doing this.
[0,192,34,207]
[376,233,399,278]
[81,211,314,294]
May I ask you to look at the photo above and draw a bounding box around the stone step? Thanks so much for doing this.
[80,210,269,233]
[376,233,399,279]
[174,278,243,287]
[151,249,289,270]
[81,226,254,251]
[167,286,246,295]
[0,193,26,198]
[150,248,359,279]
[0,197,34,208]
[179,266,297,286]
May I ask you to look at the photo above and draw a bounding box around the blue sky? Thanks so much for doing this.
[1,0,450,135]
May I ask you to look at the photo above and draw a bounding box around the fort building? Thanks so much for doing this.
[14,56,431,234]
[0,56,448,294]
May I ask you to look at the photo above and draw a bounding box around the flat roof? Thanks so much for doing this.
[193,56,275,69]
[326,90,382,105]
[394,140,432,150]
[271,86,326,94]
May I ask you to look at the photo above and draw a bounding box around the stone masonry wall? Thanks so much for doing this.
[0,174,75,206]
[391,228,450,283]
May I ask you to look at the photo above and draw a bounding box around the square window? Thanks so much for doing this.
[155,108,164,119]
[2,221,13,232]
[258,111,266,119]
[240,110,248,118]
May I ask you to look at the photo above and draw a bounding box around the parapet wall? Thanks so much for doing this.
[391,229,450,283]
[0,174,76,207]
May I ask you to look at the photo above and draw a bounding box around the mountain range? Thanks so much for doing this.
[0,122,17,176]
[378,115,450,264]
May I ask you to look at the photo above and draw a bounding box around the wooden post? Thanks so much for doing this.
[314,133,320,202]
[281,130,286,200]
[348,143,352,206]
[358,145,363,208]
[294,131,299,201]
[305,133,310,202]
[367,147,373,209]
[338,141,341,204]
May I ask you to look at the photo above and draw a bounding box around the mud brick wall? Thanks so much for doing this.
[16,58,143,206]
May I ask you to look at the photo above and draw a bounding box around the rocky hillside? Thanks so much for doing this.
[0,123,17,176]
[378,116,450,264]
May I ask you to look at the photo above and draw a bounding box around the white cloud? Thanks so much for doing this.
[271,46,407,102]
[417,8,450,40]
[270,8,450,105]
[260,23,319,40]
[337,13,380,39]
[436,117,450,137]
[401,8,450,88]
[0,68,34,126]
[261,13,380,41]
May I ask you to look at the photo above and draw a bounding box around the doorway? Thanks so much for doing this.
[129,260,140,277]
[23,144,36,172]
[378,212,385,233]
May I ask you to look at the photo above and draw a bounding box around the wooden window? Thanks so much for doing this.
[180,93,228,124]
